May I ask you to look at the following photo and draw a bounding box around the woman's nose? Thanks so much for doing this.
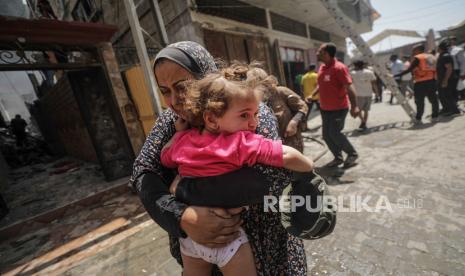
[171,92,180,106]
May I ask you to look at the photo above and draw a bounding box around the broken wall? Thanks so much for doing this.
[38,75,98,163]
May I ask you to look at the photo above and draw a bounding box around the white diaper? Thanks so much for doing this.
[179,228,248,267]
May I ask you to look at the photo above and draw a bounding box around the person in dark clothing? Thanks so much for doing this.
[436,39,460,116]
[10,114,27,147]
[396,44,439,123]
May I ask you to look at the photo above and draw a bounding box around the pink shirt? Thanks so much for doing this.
[161,130,283,177]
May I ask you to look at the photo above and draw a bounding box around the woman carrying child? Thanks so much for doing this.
[161,72,313,275]
[130,41,308,275]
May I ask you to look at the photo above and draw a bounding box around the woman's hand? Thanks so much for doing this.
[284,120,298,137]
[180,206,244,247]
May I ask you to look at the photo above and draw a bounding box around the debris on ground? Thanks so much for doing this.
[0,128,54,169]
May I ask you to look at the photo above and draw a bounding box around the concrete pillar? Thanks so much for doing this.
[160,1,203,44]
[97,42,146,155]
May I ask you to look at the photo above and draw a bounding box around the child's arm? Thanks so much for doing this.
[282,145,314,172]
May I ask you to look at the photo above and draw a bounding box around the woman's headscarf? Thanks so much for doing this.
[154,41,218,79]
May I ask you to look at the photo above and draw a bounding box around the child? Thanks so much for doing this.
[160,71,314,276]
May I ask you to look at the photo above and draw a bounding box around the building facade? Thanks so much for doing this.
[49,0,377,90]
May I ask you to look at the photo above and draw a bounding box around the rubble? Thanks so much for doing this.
[0,157,106,229]
[0,128,54,169]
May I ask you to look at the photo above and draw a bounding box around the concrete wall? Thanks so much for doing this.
[160,0,203,44]
[38,75,99,163]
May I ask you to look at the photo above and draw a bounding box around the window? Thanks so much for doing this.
[270,12,307,38]
[195,0,268,28]
[280,47,304,62]
[308,26,330,42]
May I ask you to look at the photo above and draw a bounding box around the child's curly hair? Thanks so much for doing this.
[183,68,263,129]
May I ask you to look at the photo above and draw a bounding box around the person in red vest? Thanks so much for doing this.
[396,44,439,123]
[313,43,360,168]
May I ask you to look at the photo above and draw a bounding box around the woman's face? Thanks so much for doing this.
[154,60,194,115]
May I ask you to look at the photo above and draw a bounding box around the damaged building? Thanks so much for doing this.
[0,0,376,238]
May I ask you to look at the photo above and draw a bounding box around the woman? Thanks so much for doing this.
[247,67,308,152]
[130,41,307,275]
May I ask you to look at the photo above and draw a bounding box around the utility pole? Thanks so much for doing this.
[123,0,163,117]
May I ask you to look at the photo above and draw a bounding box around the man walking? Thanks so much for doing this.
[315,43,360,168]
[437,39,460,116]
[396,44,439,123]
[301,64,319,120]
[351,60,378,131]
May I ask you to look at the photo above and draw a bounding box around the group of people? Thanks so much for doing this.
[395,36,464,122]
[130,41,359,275]
[346,35,464,130]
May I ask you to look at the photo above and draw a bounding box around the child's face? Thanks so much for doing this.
[216,96,260,133]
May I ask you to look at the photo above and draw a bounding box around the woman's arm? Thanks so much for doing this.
[278,86,308,137]
[130,109,186,237]
[175,167,270,207]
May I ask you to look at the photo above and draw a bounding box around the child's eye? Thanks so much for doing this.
[241,113,249,119]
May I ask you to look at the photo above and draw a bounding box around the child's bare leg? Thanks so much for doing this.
[181,253,213,276]
[169,174,181,194]
[220,242,257,276]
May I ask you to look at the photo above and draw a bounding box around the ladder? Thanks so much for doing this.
[320,0,416,120]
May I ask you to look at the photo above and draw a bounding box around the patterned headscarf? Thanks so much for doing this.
[154,41,218,79]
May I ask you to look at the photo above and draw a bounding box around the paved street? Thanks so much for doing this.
[2,98,465,275]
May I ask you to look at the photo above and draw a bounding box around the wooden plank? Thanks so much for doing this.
[0,63,101,71]
[125,65,167,136]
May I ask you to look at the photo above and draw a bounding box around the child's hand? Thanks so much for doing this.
[175,118,189,132]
